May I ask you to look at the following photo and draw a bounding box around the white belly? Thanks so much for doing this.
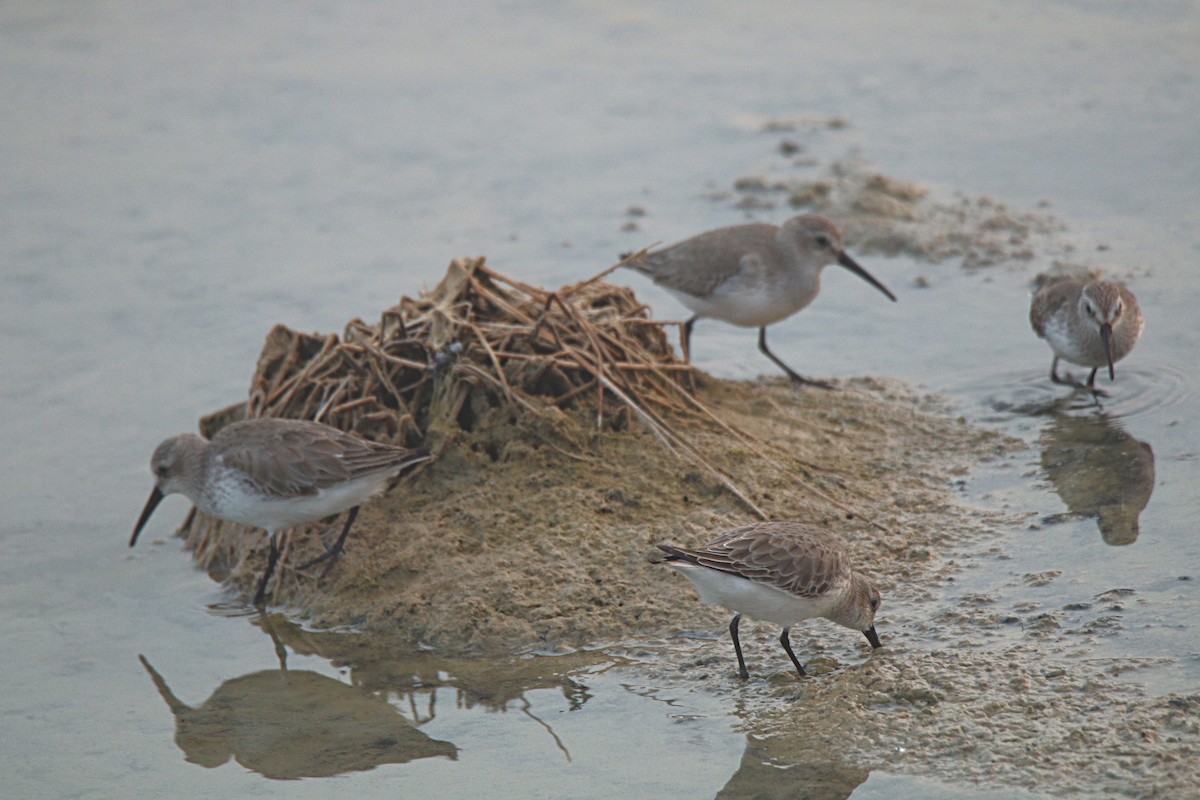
[201,469,393,532]
[668,562,836,626]
[1042,310,1098,366]
[667,281,814,328]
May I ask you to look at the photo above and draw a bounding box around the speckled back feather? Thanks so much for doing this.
[657,521,853,598]
[210,418,427,499]
[629,223,784,299]
[1029,280,1079,339]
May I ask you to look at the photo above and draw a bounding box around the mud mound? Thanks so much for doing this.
[171,259,1006,652]
[237,255,699,441]
[725,159,1067,270]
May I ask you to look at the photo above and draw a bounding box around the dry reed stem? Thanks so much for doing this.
[201,257,874,527]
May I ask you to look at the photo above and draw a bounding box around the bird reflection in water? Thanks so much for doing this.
[138,617,458,779]
[1039,411,1155,546]
[140,612,597,777]
[138,655,458,778]
[253,614,596,764]
[715,735,868,800]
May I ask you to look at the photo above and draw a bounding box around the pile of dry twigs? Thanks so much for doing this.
[236,256,699,436]
[192,256,772,517]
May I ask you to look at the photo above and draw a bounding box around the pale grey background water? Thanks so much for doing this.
[1,1,1197,797]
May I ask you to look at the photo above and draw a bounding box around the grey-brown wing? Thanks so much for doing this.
[215,419,424,498]
[1030,281,1078,338]
[631,224,779,298]
[671,522,851,598]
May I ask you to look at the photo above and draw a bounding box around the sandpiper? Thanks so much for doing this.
[1030,279,1143,392]
[130,417,430,605]
[655,521,882,681]
[624,214,896,387]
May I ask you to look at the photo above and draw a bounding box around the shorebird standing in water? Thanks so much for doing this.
[130,417,429,605]
[1030,279,1143,393]
[624,214,896,387]
[655,521,883,681]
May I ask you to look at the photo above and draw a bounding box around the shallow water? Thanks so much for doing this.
[2,1,1198,797]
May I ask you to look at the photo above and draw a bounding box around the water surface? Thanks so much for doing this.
[2,1,1198,797]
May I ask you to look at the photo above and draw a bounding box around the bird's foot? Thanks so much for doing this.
[789,375,834,390]
[1052,370,1107,397]
[1050,369,1076,387]
[252,580,270,608]
[298,543,344,578]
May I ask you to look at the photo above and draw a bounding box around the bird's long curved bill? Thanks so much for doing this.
[838,252,897,302]
[1100,322,1115,381]
[130,486,164,547]
[863,626,883,649]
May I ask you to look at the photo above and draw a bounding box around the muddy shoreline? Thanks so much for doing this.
[172,362,1200,798]
[181,372,999,651]
[163,164,1199,796]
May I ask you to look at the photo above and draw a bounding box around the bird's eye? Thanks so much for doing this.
[870,596,881,611]
[1084,302,1095,315]
[155,465,169,478]
[814,234,833,249]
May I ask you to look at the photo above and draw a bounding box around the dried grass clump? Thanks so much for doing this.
[219,256,768,516]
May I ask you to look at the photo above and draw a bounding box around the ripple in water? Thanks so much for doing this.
[948,357,1196,427]
[1089,359,1195,423]
[206,601,263,619]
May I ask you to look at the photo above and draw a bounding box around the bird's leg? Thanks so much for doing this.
[681,316,696,364]
[254,532,281,607]
[1083,367,1110,397]
[681,316,698,394]
[729,613,751,680]
[1049,356,1073,386]
[779,627,808,679]
[1051,357,1108,396]
[758,327,832,389]
[298,505,360,578]
[320,505,359,578]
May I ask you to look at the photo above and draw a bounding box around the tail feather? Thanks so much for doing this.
[618,251,654,273]
[653,543,699,566]
[402,448,432,467]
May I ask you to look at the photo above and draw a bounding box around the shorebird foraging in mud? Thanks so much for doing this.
[1030,278,1143,393]
[655,521,883,681]
[130,417,430,606]
[623,214,896,388]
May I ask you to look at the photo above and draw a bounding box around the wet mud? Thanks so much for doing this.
[182,372,1000,651]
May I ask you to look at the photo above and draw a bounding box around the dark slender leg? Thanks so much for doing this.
[681,316,696,363]
[254,532,281,607]
[758,326,831,389]
[1049,356,1072,385]
[779,628,808,679]
[1083,367,1109,398]
[320,505,358,577]
[729,613,750,680]
[1083,368,1110,398]
[1051,357,1107,396]
[299,505,360,577]
[681,316,698,393]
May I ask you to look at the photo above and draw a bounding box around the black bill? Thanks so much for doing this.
[863,626,883,649]
[838,251,897,303]
[130,486,164,547]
